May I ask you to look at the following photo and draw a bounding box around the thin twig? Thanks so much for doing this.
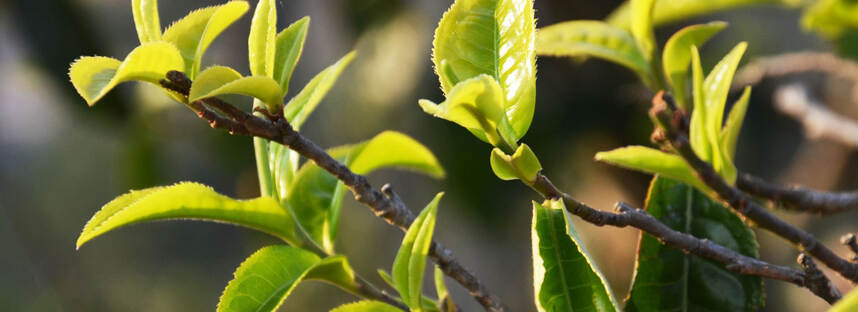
[650,91,858,285]
[161,71,505,311]
[773,83,858,148]
[737,172,858,215]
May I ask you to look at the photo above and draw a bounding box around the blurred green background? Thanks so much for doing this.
[2,0,857,311]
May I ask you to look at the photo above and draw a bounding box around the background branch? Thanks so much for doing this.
[773,83,858,148]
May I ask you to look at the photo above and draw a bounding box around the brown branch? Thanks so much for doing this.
[773,83,858,148]
[737,172,858,215]
[650,91,858,286]
[161,71,505,311]
[798,253,843,303]
[527,172,842,304]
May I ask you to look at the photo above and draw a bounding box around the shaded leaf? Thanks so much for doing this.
[536,21,652,86]
[626,177,763,312]
[434,266,456,312]
[330,300,401,312]
[69,42,184,106]
[721,86,752,161]
[189,65,283,109]
[393,193,443,310]
[489,143,542,183]
[595,146,708,192]
[274,17,311,96]
[76,182,299,248]
[662,22,727,110]
[433,0,537,139]
[419,75,510,147]
[700,42,747,184]
[248,0,277,77]
[606,0,792,29]
[532,199,619,312]
[284,51,356,130]
[132,0,161,43]
[162,1,249,78]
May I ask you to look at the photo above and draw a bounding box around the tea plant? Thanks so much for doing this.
[68,0,858,311]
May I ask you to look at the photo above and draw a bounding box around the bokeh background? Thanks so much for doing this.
[2,0,858,311]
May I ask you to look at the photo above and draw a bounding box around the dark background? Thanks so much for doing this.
[1,0,856,311]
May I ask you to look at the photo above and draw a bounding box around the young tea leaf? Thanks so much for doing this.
[607,0,791,29]
[662,22,728,110]
[189,65,283,110]
[330,300,401,312]
[626,177,763,312]
[701,42,747,185]
[393,193,443,310]
[69,42,184,106]
[630,0,656,61]
[489,143,542,183]
[274,17,311,96]
[721,86,752,161]
[434,266,456,312]
[76,182,300,248]
[248,0,277,78]
[433,0,537,139]
[532,199,620,312]
[536,21,653,87]
[595,146,709,192]
[132,0,161,43]
[418,75,507,147]
[162,1,249,78]
[284,52,356,130]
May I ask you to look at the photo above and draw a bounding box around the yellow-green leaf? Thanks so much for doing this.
[284,52,356,130]
[802,0,858,40]
[349,131,446,178]
[689,46,711,162]
[721,86,751,161]
[700,42,747,184]
[132,0,161,43]
[68,42,184,106]
[419,75,507,147]
[330,301,401,312]
[630,0,656,61]
[830,286,858,312]
[536,21,653,86]
[433,0,537,139]
[248,0,277,77]
[662,22,727,110]
[393,193,443,310]
[434,266,455,312]
[76,182,300,249]
[489,143,542,183]
[595,146,709,192]
[189,65,283,109]
[274,17,310,96]
[162,1,249,78]
[607,0,793,29]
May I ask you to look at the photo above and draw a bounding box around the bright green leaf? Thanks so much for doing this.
[630,0,656,61]
[393,193,443,310]
[689,45,711,163]
[721,86,752,161]
[274,17,310,96]
[802,0,858,40]
[489,143,542,183]
[829,286,858,312]
[595,146,709,192]
[132,0,161,43]
[284,51,356,130]
[536,21,653,86]
[189,65,283,110]
[287,131,445,253]
[532,199,620,312]
[217,246,313,312]
[434,266,455,312]
[162,1,249,78]
[76,182,300,248]
[701,42,747,185]
[606,0,794,29]
[377,269,397,290]
[662,22,728,110]
[419,75,508,147]
[433,0,537,139]
[626,177,763,312]
[330,300,401,312]
[303,255,362,295]
[69,42,185,106]
[248,0,277,77]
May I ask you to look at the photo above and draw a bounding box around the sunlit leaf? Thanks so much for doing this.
[330,300,401,312]
[76,182,300,248]
[189,65,283,109]
[626,177,763,312]
[532,199,620,312]
[700,42,747,185]
[595,146,709,192]
[132,0,161,43]
[393,193,443,310]
[630,0,656,61]
[287,131,445,253]
[606,0,793,29]
[536,21,652,86]
[662,22,727,110]
[69,42,184,106]
[248,0,277,77]
[284,52,356,130]
[433,0,537,139]
[689,46,710,163]
[217,246,364,312]
[802,0,858,40]
[162,1,249,78]
[419,75,509,147]
[489,143,542,183]
[274,17,310,96]
[829,286,858,312]
[721,86,751,161]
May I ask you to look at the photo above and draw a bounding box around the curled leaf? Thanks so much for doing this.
[284,51,356,130]
[274,17,311,96]
[721,86,752,161]
[163,1,249,78]
[393,193,443,310]
[248,0,277,77]
[662,22,728,110]
[489,143,542,183]
[419,75,508,146]
[132,0,162,43]
[330,300,401,312]
[189,65,283,110]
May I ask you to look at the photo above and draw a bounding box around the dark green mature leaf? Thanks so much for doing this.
[393,193,443,310]
[218,246,365,312]
[532,199,619,312]
[162,1,249,78]
[626,177,763,312]
[433,0,537,139]
[248,0,277,78]
[536,21,653,87]
[830,286,858,312]
[287,131,445,253]
[76,182,300,248]
[330,300,401,312]
[284,52,356,130]
[607,0,792,29]
[662,22,727,110]
[274,17,311,96]
[132,0,161,43]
